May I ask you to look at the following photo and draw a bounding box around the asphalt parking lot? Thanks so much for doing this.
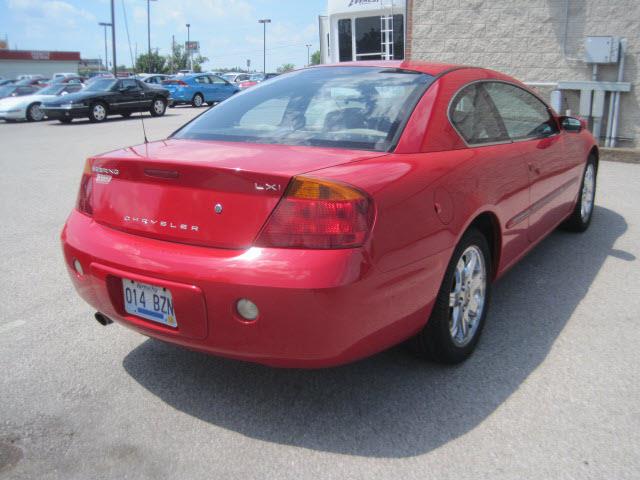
[1,109,639,480]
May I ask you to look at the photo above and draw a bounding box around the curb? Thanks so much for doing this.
[600,147,640,164]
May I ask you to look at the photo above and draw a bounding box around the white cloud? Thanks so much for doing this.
[7,0,96,28]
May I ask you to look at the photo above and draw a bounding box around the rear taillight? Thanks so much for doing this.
[76,159,93,216]
[255,176,374,249]
[162,79,187,86]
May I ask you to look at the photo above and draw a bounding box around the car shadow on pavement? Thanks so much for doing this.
[123,206,631,458]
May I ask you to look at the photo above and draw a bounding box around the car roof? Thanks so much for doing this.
[316,60,469,76]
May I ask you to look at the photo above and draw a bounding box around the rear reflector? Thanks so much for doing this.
[255,176,373,249]
[76,159,93,216]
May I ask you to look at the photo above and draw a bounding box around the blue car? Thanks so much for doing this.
[162,73,239,107]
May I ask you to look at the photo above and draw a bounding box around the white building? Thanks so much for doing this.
[319,0,406,64]
[0,50,80,79]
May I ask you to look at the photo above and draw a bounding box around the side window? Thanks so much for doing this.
[122,79,138,89]
[65,85,82,93]
[484,82,557,140]
[449,83,509,145]
[209,75,225,84]
[195,76,210,84]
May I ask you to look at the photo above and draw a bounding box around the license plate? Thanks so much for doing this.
[122,279,177,328]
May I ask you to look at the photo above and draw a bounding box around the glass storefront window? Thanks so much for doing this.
[338,19,352,62]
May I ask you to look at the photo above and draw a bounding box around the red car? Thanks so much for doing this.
[62,61,597,367]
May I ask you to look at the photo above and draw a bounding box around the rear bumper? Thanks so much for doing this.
[62,210,447,367]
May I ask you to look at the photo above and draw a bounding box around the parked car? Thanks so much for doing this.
[221,72,251,84]
[138,74,172,87]
[0,83,83,122]
[52,72,78,81]
[162,73,238,107]
[176,69,193,76]
[52,76,85,85]
[41,77,169,123]
[238,73,264,90]
[14,77,49,88]
[61,61,598,368]
[0,85,39,99]
[0,79,17,86]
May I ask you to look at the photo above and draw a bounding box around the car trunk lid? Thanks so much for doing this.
[88,139,385,249]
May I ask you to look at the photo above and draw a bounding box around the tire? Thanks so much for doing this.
[150,98,167,117]
[562,155,597,232]
[58,118,72,124]
[192,93,204,107]
[121,112,132,118]
[89,102,108,123]
[411,228,492,364]
[26,102,44,122]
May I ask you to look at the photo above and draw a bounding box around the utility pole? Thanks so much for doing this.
[98,22,112,70]
[171,35,175,74]
[146,0,157,73]
[110,0,117,76]
[306,44,312,66]
[186,23,192,71]
[258,19,271,74]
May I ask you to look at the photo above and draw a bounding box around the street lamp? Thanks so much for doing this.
[258,19,271,74]
[146,0,158,73]
[306,44,312,66]
[98,22,112,70]
[185,23,191,71]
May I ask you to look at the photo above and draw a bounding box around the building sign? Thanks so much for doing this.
[328,0,404,14]
[31,51,50,60]
[185,41,200,53]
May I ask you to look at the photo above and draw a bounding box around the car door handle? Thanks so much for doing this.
[528,163,541,175]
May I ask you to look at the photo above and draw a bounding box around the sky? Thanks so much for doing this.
[0,0,326,71]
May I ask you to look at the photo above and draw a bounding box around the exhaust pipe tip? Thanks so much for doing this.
[94,312,114,326]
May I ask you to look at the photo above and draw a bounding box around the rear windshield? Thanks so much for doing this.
[173,67,433,152]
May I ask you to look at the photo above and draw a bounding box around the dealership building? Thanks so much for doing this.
[0,50,80,79]
[320,0,639,148]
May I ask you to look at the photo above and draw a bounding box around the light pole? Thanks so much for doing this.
[110,0,117,76]
[306,44,312,66]
[98,22,112,70]
[258,19,271,74]
[185,23,191,71]
[146,0,157,73]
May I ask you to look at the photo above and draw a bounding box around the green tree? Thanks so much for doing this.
[192,54,209,73]
[135,51,167,74]
[166,43,188,73]
[277,63,295,73]
[310,50,321,65]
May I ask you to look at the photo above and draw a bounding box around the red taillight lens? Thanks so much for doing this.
[76,159,93,216]
[162,79,187,86]
[255,176,374,249]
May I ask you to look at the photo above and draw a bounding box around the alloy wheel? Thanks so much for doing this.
[30,104,44,121]
[449,245,487,347]
[93,104,106,121]
[153,99,165,115]
[581,164,595,222]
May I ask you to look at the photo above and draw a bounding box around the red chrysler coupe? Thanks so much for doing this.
[62,61,598,367]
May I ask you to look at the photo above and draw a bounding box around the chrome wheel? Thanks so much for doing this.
[29,103,44,121]
[449,245,486,347]
[193,94,203,107]
[581,164,595,222]
[92,104,106,121]
[153,99,165,115]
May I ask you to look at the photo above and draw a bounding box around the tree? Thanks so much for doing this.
[135,51,167,74]
[192,54,209,73]
[277,63,295,73]
[310,50,321,65]
[166,43,188,73]
[165,43,209,73]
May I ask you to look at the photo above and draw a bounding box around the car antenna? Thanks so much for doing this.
[121,0,149,147]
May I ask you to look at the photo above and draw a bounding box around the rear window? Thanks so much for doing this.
[173,67,433,152]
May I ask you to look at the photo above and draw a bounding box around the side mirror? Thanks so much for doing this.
[560,116,583,133]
